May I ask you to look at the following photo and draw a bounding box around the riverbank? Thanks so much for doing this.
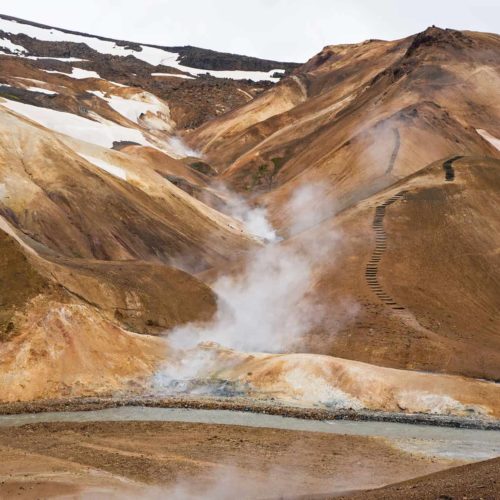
[1,402,499,498]
[1,395,500,430]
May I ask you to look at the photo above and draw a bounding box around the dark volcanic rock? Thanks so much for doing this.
[166,45,299,73]
[0,13,296,128]
[405,26,475,57]
[0,13,300,74]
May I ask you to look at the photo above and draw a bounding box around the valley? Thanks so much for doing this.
[0,11,499,498]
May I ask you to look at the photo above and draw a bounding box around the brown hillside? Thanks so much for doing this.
[290,156,500,380]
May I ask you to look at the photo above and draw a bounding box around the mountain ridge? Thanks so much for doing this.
[0,18,498,421]
[0,13,300,72]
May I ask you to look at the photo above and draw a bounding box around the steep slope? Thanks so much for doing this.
[0,104,257,270]
[0,13,299,129]
[187,28,500,226]
[187,35,411,167]
[0,18,498,414]
[181,28,500,382]
[289,156,500,380]
[0,214,219,402]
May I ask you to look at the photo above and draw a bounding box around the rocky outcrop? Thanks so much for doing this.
[169,45,299,72]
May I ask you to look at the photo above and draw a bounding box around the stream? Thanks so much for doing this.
[1,406,499,461]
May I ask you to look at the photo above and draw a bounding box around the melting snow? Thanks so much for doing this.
[151,72,195,79]
[0,98,150,149]
[71,68,100,79]
[0,18,284,82]
[28,56,86,62]
[190,68,285,81]
[25,86,57,95]
[109,81,128,88]
[90,90,171,126]
[0,36,27,55]
[43,67,100,79]
[477,128,500,151]
[78,153,127,180]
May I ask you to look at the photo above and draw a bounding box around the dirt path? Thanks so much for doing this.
[365,190,408,309]
[385,128,400,174]
[365,155,464,309]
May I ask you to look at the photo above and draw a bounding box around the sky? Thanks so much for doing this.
[3,0,499,62]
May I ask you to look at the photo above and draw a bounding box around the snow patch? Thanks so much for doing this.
[0,18,284,82]
[43,67,99,79]
[0,98,150,149]
[42,67,100,79]
[0,36,27,55]
[70,68,100,79]
[78,153,127,180]
[191,68,285,81]
[42,70,68,76]
[28,56,86,62]
[477,128,500,151]
[25,86,57,95]
[109,81,128,88]
[89,90,173,131]
[87,90,104,99]
[151,73,194,79]
[110,93,168,125]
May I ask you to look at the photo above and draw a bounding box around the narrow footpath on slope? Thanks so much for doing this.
[365,191,408,310]
[365,155,463,308]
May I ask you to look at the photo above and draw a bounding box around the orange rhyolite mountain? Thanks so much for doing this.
[0,17,499,415]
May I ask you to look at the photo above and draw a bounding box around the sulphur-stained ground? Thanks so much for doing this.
[0,421,460,499]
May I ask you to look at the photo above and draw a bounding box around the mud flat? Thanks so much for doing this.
[0,417,478,499]
[2,399,498,497]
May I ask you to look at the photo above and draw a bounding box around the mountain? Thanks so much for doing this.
[187,27,500,199]
[0,16,499,420]
[185,27,500,380]
[0,13,299,128]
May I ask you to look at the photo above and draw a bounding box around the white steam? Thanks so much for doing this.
[154,183,347,390]
[212,182,278,241]
[286,182,338,237]
[167,136,200,158]
[168,242,320,352]
[134,462,328,500]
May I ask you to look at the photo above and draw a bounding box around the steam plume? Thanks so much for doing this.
[153,182,349,390]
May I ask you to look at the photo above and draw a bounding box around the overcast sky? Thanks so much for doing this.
[3,0,499,62]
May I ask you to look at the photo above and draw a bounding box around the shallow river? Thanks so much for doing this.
[1,406,499,461]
